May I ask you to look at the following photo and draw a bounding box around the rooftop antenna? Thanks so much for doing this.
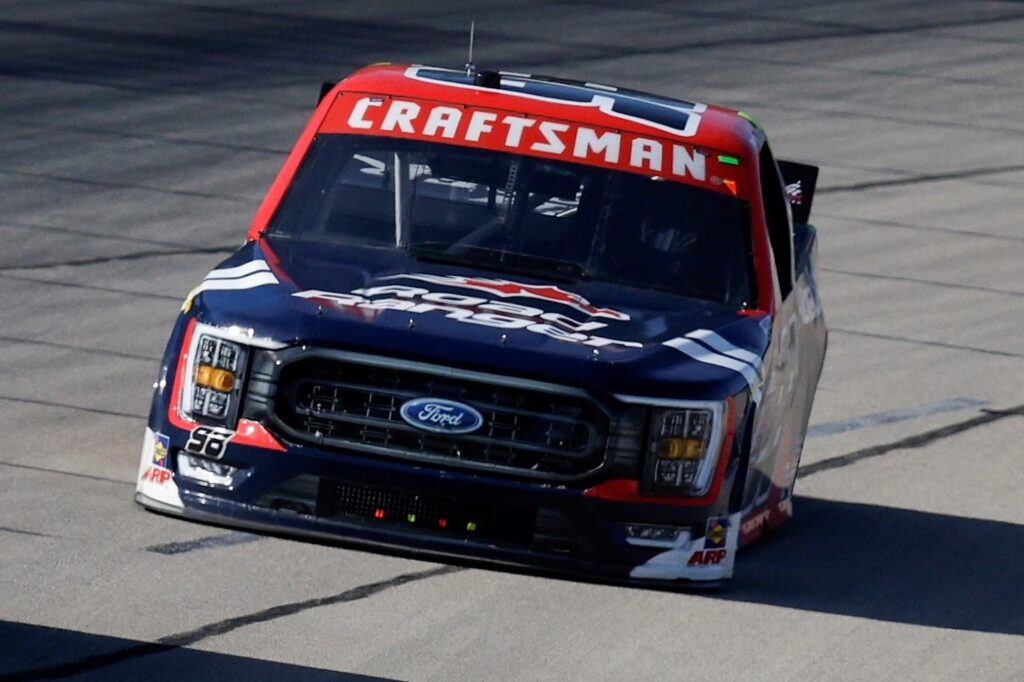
[465,21,476,76]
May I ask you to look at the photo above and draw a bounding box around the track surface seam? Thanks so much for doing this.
[0,395,145,420]
[0,219,194,248]
[828,328,1024,359]
[0,460,132,486]
[813,213,1024,243]
[0,274,182,301]
[735,99,1024,138]
[0,565,463,681]
[0,335,161,361]
[1,117,289,155]
[0,244,236,271]
[799,404,1024,478]
[145,531,263,555]
[820,268,1024,297]
[819,163,1024,193]
[0,169,253,204]
[522,7,1024,67]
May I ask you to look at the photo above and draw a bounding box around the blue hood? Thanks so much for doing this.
[189,239,768,400]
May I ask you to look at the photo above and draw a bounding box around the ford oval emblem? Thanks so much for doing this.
[399,397,484,435]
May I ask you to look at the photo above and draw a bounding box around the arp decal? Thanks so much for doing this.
[141,465,172,486]
[184,426,234,460]
[688,549,727,566]
[293,282,643,350]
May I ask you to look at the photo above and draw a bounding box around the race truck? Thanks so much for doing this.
[136,63,827,584]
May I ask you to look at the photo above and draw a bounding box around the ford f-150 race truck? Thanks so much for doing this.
[136,63,826,584]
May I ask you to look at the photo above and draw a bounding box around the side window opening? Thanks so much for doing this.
[759,143,793,298]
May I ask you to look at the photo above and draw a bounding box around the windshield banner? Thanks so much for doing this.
[319,93,746,199]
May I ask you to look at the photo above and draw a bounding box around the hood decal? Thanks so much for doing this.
[380,273,630,321]
[292,279,643,351]
[187,243,774,399]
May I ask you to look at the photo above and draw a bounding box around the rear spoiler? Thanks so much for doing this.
[777,160,819,224]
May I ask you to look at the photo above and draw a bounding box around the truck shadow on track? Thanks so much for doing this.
[136,494,1024,640]
[0,620,394,682]
[726,496,1024,636]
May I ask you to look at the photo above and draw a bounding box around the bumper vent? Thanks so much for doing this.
[317,479,535,544]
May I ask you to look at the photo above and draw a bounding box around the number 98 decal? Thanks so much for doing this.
[184,426,234,459]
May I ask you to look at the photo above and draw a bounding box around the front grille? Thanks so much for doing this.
[266,351,610,480]
[317,479,535,544]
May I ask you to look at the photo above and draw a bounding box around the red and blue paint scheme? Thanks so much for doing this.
[135,64,826,584]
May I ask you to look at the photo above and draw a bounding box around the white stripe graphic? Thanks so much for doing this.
[191,271,278,296]
[181,262,278,311]
[204,260,270,280]
[664,337,761,390]
[685,329,763,373]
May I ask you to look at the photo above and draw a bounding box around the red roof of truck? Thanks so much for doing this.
[250,64,763,239]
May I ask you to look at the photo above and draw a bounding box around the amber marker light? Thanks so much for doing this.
[656,436,704,460]
[195,364,236,392]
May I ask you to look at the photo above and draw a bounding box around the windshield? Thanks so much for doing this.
[266,134,754,307]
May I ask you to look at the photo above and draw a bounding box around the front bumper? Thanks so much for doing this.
[135,425,741,584]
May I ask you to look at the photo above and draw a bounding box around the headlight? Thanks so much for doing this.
[642,401,728,496]
[181,326,249,426]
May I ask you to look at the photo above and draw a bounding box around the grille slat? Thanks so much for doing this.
[269,354,610,480]
[299,377,589,426]
[290,405,598,460]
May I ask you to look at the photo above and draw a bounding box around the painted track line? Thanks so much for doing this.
[807,397,988,438]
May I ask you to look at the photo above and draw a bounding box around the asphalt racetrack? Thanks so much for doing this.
[1,2,1022,679]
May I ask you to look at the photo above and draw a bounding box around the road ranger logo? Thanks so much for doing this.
[400,398,483,435]
[383,274,629,321]
[293,279,644,350]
